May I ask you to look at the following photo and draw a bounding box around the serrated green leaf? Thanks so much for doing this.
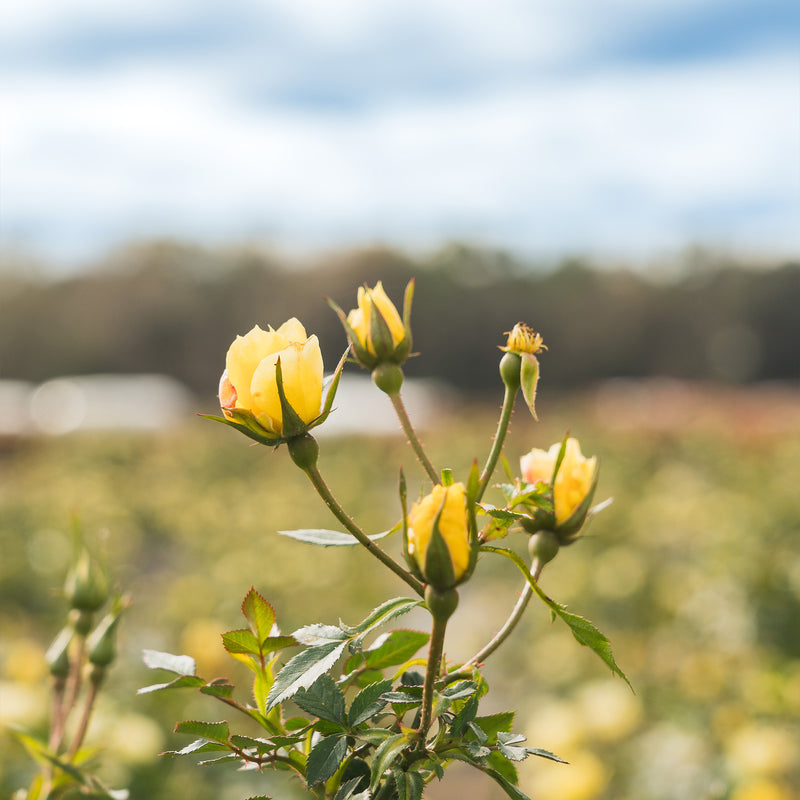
[472,712,515,742]
[242,587,276,646]
[142,649,196,676]
[468,722,488,745]
[278,528,391,546]
[496,732,528,762]
[393,768,424,800]
[293,674,347,726]
[348,679,392,727]
[163,739,228,757]
[380,690,422,705]
[525,747,568,764]
[334,777,367,800]
[260,635,297,654]
[306,735,348,785]
[467,741,491,759]
[487,749,518,784]
[293,623,349,645]
[229,735,273,754]
[174,720,230,745]
[369,733,408,793]
[138,674,205,694]
[478,506,529,521]
[340,597,421,638]
[364,630,429,670]
[482,767,534,800]
[267,641,347,708]
[199,680,235,699]
[440,680,477,700]
[221,628,260,656]
[481,545,631,687]
[450,694,479,736]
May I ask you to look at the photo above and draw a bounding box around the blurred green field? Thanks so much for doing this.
[2,390,799,800]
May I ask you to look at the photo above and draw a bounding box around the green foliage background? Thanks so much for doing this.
[2,391,799,799]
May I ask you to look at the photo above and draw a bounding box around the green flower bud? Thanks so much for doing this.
[87,608,123,668]
[64,547,109,612]
[45,626,73,679]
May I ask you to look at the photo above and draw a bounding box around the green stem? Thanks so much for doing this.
[303,462,425,596]
[476,384,518,502]
[418,588,457,741]
[387,391,439,484]
[445,559,543,683]
[66,672,101,761]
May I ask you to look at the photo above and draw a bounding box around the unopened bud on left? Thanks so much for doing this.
[64,547,109,613]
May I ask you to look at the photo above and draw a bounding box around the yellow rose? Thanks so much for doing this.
[521,437,597,526]
[219,318,323,437]
[407,483,471,589]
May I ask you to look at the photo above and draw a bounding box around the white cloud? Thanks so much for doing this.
[1,1,797,263]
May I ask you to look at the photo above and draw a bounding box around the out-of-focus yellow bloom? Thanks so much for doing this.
[219,318,323,437]
[730,779,793,800]
[521,438,597,526]
[407,483,471,590]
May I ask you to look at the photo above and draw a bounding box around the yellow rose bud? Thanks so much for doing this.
[348,281,405,350]
[521,437,598,528]
[329,280,413,371]
[407,483,471,590]
[219,318,323,438]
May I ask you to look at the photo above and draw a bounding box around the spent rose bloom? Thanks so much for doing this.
[406,483,472,590]
[520,437,598,542]
[219,318,323,439]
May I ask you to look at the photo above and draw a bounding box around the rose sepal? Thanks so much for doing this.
[327,297,381,369]
[422,497,457,591]
[399,470,424,582]
[519,352,541,421]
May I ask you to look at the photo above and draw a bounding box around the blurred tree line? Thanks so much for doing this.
[1,241,798,395]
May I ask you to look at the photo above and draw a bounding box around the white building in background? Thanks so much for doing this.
[0,375,192,435]
[0,374,450,436]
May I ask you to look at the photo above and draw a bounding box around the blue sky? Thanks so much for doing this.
[2,0,798,268]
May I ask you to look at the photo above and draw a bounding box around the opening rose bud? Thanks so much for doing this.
[521,437,598,533]
[329,280,413,371]
[406,483,471,590]
[220,318,323,437]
